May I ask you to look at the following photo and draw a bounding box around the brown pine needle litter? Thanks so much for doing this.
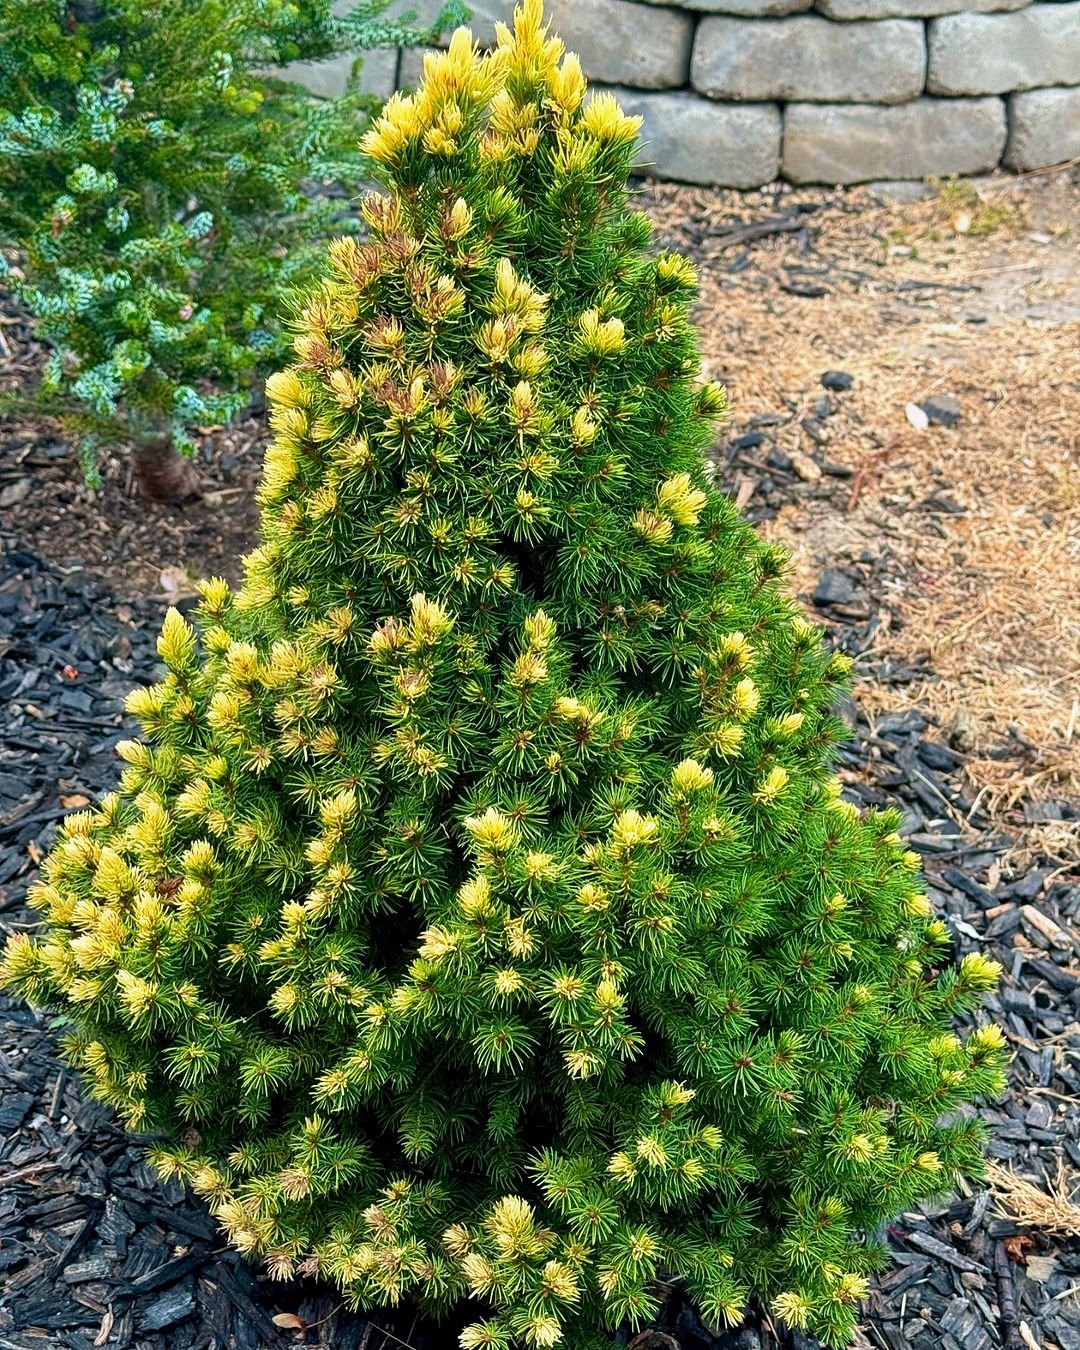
[645,167,1080,823]
[986,1160,1080,1239]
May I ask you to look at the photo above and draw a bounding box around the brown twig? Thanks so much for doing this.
[846,436,904,512]
[994,1240,1026,1350]
[710,214,815,250]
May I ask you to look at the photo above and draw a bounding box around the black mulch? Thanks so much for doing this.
[1,535,1078,1350]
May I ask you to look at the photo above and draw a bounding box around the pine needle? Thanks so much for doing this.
[985,1161,1080,1238]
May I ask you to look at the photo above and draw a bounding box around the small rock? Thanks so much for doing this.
[821,370,853,391]
[790,451,822,482]
[800,418,828,445]
[731,431,766,451]
[920,393,962,428]
[813,395,834,420]
[923,492,965,514]
[870,179,934,204]
[1024,1099,1054,1130]
[948,711,977,752]
[766,447,794,472]
[905,402,930,431]
[0,478,32,509]
[813,568,856,606]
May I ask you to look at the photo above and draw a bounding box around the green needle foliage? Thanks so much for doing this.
[1,4,1006,1346]
[0,0,466,491]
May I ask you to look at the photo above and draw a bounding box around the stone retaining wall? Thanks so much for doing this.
[294,0,1080,186]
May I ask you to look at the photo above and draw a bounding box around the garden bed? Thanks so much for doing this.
[1,168,1078,1350]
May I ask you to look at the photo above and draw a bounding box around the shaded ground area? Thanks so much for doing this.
[1,169,1079,1350]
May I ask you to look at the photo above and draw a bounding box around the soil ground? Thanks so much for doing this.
[1,167,1078,1350]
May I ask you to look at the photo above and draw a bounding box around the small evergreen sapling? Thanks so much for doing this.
[0,0,465,499]
[1,5,1006,1345]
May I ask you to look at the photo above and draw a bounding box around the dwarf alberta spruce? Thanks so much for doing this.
[0,4,1006,1346]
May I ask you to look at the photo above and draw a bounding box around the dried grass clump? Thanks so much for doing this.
[985,1160,1080,1239]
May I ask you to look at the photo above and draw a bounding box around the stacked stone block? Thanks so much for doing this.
[292,0,1080,186]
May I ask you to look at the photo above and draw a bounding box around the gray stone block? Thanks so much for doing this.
[285,48,398,101]
[1005,86,1080,169]
[403,4,695,92]
[692,16,926,104]
[782,98,1008,183]
[606,88,781,185]
[410,0,697,89]
[282,0,405,99]
[635,0,812,13]
[818,0,1026,16]
[452,0,517,43]
[545,0,694,88]
[928,5,1080,95]
[397,47,432,91]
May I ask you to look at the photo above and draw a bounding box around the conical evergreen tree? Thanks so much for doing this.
[1,5,1005,1346]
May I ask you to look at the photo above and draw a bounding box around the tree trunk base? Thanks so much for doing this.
[133,441,202,504]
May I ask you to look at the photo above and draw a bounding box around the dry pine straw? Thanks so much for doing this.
[644,173,1080,821]
[986,1160,1080,1241]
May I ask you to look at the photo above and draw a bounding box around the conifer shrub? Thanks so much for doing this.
[0,4,1007,1346]
[0,0,464,499]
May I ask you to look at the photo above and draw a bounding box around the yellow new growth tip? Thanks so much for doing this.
[576,308,625,356]
[772,1292,811,1330]
[612,809,658,851]
[658,472,707,527]
[157,607,196,668]
[729,677,761,721]
[959,952,1003,991]
[409,593,453,644]
[718,630,752,669]
[497,0,563,84]
[753,764,789,806]
[464,807,518,852]
[360,91,421,166]
[264,368,308,410]
[547,52,586,116]
[581,92,642,145]
[968,1023,1006,1053]
[904,890,934,919]
[672,758,714,793]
